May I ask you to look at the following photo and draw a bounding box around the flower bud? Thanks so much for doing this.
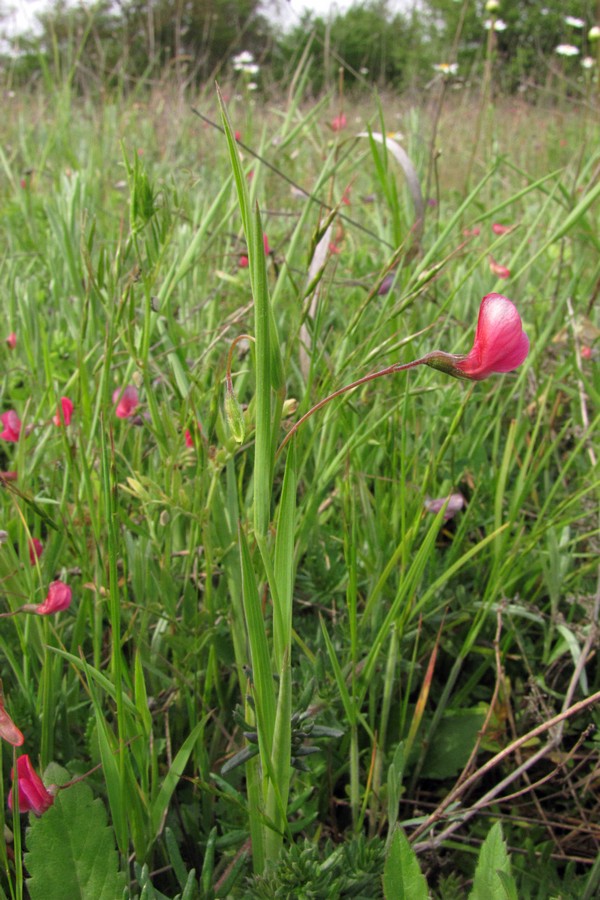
[485,0,500,12]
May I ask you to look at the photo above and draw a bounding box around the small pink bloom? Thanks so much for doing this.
[263,233,271,256]
[463,226,480,237]
[113,385,139,418]
[6,333,16,349]
[581,345,592,359]
[29,538,43,566]
[20,178,27,190]
[234,130,241,141]
[247,169,254,181]
[53,397,74,427]
[0,698,24,747]
[328,242,341,255]
[489,256,510,279]
[492,223,513,235]
[341,186,351,206]
[239,254,249,269]
[0,411,22,442]
[9,755,54,815]
[331,113,347,132]
[0,471,17,482]
[456,293,529,380]
[35,580,72,615]
[424,493,465,521]
[184,429,193,448]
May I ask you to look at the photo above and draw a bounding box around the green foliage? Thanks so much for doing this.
[469,821,517,900]
[383,828,428,900]
[24,766,127,900]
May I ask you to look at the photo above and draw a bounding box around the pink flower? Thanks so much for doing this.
[239,254,249,269]
[331,113,347,132]
[263,233,271,256]
[53,397,74,426]
[0,471,17,482]
[424,493,465,521]
[463,226,480,237]
[328,242,341,255]
[581,345,592,360]
[0,696,24,747]
[234,130,242,141]
[34,580,72,615]
[1,411,22,442]
[492,223,513,235]
[489,256,510,279]
[8,755,54,815]
[29,538,43,566]
[456,293,529,380]
[113,385,139,418]
[6,333,16,349]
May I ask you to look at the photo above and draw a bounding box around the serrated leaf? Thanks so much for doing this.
[469,822,515,900]
[25,780,126,900]
[383,827,428,900]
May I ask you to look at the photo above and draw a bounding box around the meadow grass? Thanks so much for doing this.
[0,75,599,898]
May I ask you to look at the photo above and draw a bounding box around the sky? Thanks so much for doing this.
[2,0,410,39]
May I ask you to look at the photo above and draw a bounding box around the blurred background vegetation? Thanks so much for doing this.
[0,0,597,98]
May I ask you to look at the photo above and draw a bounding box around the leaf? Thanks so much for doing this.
[469,822,516,900]
[25,779,126,900]
[383,827,428,900]
[420,709,485,780]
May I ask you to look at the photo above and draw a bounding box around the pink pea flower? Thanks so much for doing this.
[581,346,592,360]
[424,493,465,521]
[424,294,529,381]
[6,333,16,349]
[234,130,241,141]
[53,397,74,427]
[0,411,22,443]
[331,113,347,132]
[263,233,271,256]
[33,580,72,615]
[0,695,24,747]
[8,755,54,816]
[0,471,17,482]
[29,538,43,566]
[113,386,139,419]
[489,256,510,279]
[463,226,480,237]
[239,254,249,268]
[341,186,351,206]
[328,242,341,255]
[492,223,513,235]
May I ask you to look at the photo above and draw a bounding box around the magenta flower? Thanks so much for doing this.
[8,755,54,815]
[0,411,22,442]
[331,113,347,132]
[113,385,139,418]
[53,396,74,427]
[6,333,16,350]
[34,580,72,615]
[238,254,249,268]
[456,293,529,380]
[492,223,513,235]
[28,538,43,566]
[0,696,24,747]
[489,256,510,279]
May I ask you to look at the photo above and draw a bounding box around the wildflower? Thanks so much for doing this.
[463,226,481,237]
[581,346,592,359]
[359,67,369,75]
[564,16,585,28]
[6,333,16,349]
[0,531,7,544]
[232,50,254,69]
[424,493,466,521]
[589,26,600,41]
[263,233,272,256]
[0,411,22,443]
[0,693,24,747]
[555,44,580,56]
[28,538,43,566]
[239,254,249,268]
[378,273,395,295]
[33,580,72,615]
[433,62,458,75]
[53,397,74,427]
[341,186,351,206]
[433,293,529,381]
[8,755,54,816]
[489,256,511,278]
[492,223,513,235]
[113,386,139,419]
[581,56,595,69]
[234,130,241,141]
[328,242,341,255]
[485,0,500,11]
[331,113,347,131]
[0,472,17,483]
[247,82,258,91]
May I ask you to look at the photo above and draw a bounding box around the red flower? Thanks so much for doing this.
[29,538,43,566]
[113,386,139,418]
[0,471,17,482]
[239,254,249,269]
[463,226,480,237]
[53,397,74,426]
[234,130,241,141]
[6,333,16,349]
[492,223,513,235]
[0,696,24,747]
[1,411,22,442]
[35,580,72,615]
[581,346,592,360]
[263,233,271,256]
[456,293,529,380]
[331,113,347,132]
[489,256,510,279]
[9,755,54,816]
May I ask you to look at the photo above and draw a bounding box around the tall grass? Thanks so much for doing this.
[0,66,599,897]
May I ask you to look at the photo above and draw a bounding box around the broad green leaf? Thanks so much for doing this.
[420,709,485,780]
[383,827,428,900]
[25,779,126,900]
[469,822,516,900]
